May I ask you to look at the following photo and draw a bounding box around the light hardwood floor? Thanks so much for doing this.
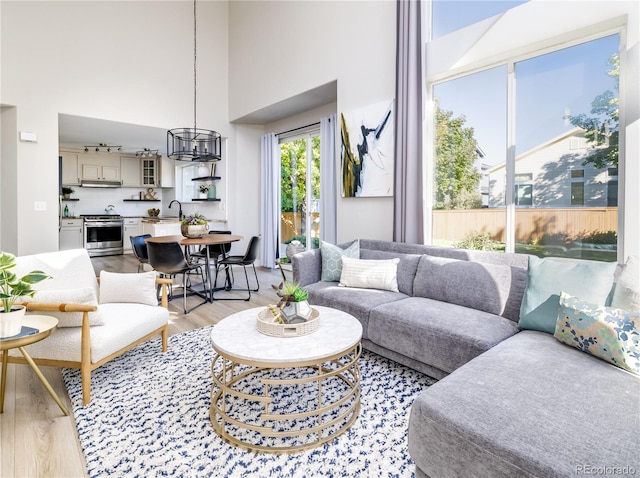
[0,253,286,478]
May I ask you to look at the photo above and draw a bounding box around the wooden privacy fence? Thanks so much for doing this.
[432,207,618,243]
[281,212,320,241]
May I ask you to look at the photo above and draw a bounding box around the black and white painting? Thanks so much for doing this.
[341,99,394,197]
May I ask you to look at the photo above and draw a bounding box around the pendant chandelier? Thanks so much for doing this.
[167,0,221,162]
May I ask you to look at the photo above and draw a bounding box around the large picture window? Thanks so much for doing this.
[431,33,620,262]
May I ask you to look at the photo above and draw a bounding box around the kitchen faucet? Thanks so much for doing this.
[168,200,183,220]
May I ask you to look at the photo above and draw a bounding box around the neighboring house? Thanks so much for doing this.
[487,128,618,208]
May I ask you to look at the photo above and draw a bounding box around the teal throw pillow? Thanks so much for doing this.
[555,292,640,375]
[320,240,360,282]
[518,256,617,334]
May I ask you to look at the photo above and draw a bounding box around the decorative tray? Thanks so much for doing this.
[256,308,320,338]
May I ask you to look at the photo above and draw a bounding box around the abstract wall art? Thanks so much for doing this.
[341,99,394,197]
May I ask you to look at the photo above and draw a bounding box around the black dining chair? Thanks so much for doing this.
[190,230,232,269]
[146,241,208,313]
[213,236,261,301]
[130,234,152,272]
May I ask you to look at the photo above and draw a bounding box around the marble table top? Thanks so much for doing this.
[211,305,362,365]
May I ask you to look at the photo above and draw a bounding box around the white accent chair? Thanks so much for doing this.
[9,249,171,405]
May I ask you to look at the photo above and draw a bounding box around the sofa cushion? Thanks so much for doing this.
[24,287,104,327]
[305,281,407,340]
[339,256,400,292]
[99,270,158,306]
[413,255,513,317]
[14,248,99,297]
[360,249,421,295]
[15,303,169,363]
[320,240,359,281]
[519,256,617,334]
[555,292,640,375]
[368,297,519,374]
[408,331,640,478]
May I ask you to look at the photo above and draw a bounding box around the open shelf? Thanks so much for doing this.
[192,198,221,202]
[61,198,80,201]
[192,176,221,181]
[123,199,161,202]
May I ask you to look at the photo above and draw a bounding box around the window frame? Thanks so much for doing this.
[425,10,626,260]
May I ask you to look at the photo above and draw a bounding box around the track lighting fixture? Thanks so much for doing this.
[83,143,122,153]
[136,148,159,158]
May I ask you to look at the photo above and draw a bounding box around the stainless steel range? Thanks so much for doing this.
[82,215,124,257]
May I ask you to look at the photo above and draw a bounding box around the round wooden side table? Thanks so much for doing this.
[0,315,69,416]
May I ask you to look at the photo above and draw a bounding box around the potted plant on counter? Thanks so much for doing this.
[272,280,311,324]
[180,212,209,238]
[0,251,51,338]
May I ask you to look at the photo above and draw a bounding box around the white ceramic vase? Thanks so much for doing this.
[0,305,26,338]
[281,301,312,324]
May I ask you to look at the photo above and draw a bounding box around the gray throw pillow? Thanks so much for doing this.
[320,240,360,281]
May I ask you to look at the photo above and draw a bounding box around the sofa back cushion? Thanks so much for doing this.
[14,248,99,297]
[413,255,515,317]
[360,249,422,295]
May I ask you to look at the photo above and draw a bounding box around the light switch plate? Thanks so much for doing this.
[34,201,47,211]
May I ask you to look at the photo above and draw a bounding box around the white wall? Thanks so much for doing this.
[229,0,397,244]
[0,0,229,255]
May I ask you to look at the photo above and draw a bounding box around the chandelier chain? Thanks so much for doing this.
[193,0,197,130]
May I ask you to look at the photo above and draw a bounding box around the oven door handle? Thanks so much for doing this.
[85,221,124,227]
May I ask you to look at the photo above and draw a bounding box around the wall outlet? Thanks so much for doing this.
[33,201,47,211]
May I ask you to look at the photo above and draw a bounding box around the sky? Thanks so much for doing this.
[431,1,619,167]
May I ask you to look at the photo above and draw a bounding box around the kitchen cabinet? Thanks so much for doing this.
[141,158,158,187]
[60,151,80,186]
[59,218,84,250]
[79,153,121,182]
[141,221,181,237]
[123,218,142,252]
[160,156,175,187]
[121,157,141,187]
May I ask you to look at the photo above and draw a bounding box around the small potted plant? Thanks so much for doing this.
[272,280,311,324]
[0,251,51,337]
[198,184,209,199]
[61,186,74,199]
[180,212,209,238]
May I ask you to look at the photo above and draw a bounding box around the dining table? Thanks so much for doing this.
[145,233,243,302]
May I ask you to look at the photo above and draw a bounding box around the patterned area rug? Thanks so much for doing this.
[62,326,435,477]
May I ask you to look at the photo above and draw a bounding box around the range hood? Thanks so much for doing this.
[80,179,122,188]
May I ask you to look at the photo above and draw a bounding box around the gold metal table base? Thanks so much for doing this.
[210,342,361,453]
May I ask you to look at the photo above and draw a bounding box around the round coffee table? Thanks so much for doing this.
[210,305,362,453]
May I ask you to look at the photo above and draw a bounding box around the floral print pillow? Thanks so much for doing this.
[555,292,640,375]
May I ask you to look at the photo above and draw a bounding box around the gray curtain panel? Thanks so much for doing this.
[260,133,280,268]
[320,114,337,244]
[393,0,425,244]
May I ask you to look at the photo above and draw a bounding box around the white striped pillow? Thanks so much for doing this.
[339,256,400,292]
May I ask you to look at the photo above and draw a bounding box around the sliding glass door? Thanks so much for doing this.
[280,131,320,260]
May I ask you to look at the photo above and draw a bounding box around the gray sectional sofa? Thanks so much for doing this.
[292,239,639,478]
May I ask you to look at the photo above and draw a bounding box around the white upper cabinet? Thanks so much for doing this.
[60,151,80,185]
[121,157,141,187]
[79,153,121,182]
